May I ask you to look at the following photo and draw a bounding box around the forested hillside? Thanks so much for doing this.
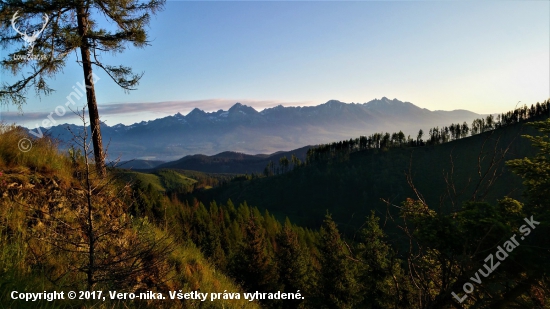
[154,146,311,174]
[0,125,260,309]
[192,101,550,230]
[133,116,550,308]
[1,100,549,309]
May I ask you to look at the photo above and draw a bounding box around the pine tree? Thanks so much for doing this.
[506,119,550,214]
[1,0,165,176]
[276,219,310,309]
[204,221,226,270]
[417,129,423,144]
[318,214,359,309]
[229,217,278,294]
[280,156,290,173]
[356,212,408,308]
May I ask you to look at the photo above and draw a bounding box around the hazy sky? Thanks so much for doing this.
[1,1,549,127]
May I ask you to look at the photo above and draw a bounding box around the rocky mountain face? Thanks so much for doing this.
[32,97,482,161]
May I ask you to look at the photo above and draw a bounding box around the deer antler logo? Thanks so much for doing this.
[11,11,49,54]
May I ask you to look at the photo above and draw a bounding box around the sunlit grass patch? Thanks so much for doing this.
[0,123,73,182]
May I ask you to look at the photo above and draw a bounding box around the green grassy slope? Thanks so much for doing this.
[115,169,197,193]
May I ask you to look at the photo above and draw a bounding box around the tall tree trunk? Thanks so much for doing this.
[77,5,106,177]
[84,126,96,291]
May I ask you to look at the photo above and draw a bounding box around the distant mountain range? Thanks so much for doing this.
[32,97,482,161]
[157,146,311,174]
[118,146,311,174]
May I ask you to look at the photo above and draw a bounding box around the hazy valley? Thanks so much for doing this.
[35,97,482,162]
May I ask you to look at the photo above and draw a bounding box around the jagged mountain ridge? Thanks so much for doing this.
[34,97,482,161]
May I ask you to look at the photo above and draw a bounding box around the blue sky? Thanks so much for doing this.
[1,1,549,127]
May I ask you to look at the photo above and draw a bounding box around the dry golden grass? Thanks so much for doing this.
[0,122,261,309]
[0,123,74,182]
